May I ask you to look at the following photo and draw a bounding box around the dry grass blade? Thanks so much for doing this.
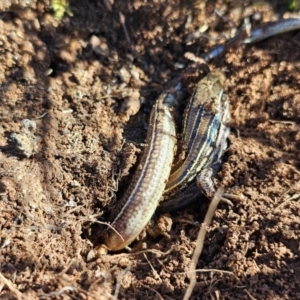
[183,187,224,300]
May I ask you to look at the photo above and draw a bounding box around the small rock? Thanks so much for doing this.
[90,35,109,56]
[9,119,39,158]
[119,67,131,84]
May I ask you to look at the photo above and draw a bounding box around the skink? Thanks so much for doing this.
[163,71,228,197]
[98,18,300,251]
[158,73,231,212]
[99,80,181,251]
[158,18,300,212]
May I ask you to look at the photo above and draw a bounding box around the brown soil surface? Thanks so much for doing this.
[1,1,300,299]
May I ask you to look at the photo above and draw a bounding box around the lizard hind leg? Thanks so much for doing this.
[196,167,245,206]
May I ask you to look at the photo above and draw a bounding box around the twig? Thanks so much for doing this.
[106,246,176,258]
[157,259,237,280]
[176,268,236,279]
[93,220,125,244]
[143,254,162,282]
[103,0,113,11]
[113,266,131,300]
[244,289,257,300]
[203,18,300,62]
[0,272,23,300]
[39,286,76,299]
[183,187,223,300]
[119,12,131,45]
[138,282,164,300]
